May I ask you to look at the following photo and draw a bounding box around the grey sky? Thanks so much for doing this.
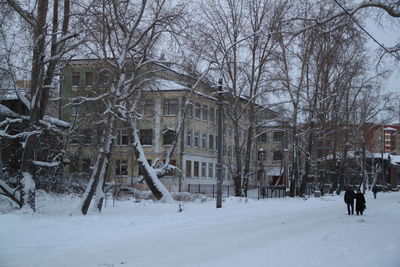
[365,15,400,94]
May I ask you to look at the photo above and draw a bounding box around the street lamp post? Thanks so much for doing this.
[216,78,223,208]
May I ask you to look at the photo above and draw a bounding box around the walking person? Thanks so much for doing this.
[355,189,366,216]
[344,186,355,215]
[372,185,378,199]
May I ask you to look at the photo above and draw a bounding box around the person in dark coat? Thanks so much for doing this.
[372,185,378,199]
[355,189,366,215]
[344,186,355,215]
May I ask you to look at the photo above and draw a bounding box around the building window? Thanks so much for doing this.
[194,132,199,148]
[258,133,267,143]
[209,107,215,123]
[273,151,283,161]
[273,131,283,142]
[143,100,154,116]
[186,130,192,147]
[195,103,201,119]
[140,129,153,145]
[208,163,213,178]
[99,71,109,85]
[201,162,207,178]
[163,99,178,116]
[82,159,91,173]
[115,159,128,176]
[209,134,214,150]
[85,72,93,87]
[186,160,192,178]
[186,102,193,118]
[202,133,207,149]
[202,105,208,121]
[116,129,129,146]
[163,129,176,145]
[72,72,80,87]
[194,161,199,178]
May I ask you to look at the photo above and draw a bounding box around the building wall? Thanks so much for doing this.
[60,60,286,192]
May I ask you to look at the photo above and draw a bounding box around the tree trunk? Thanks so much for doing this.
[80,116,115,215]
[233,121,242,196]
[242,105,255,197]
[131,119,173,202]
[299,158,310,197]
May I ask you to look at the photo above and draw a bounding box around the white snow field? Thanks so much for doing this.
[1,191,399,267]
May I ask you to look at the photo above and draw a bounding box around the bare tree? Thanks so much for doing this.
[276,0,391,196]
[0,0,79,211]
[187,0,289,196]
[76,0,187,215]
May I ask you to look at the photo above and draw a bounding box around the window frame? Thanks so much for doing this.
[186,102,193,118]
[195,103,201,120]
[208,134,214,150]
[143,99,154,116]
[140,129,153,145]
[116,128,129,146]
[202,105,208,121]
[163,99,178,116]
[258,133,267,143]
[163,129,176,145]
[98,71,109,85]
[186,130,192,147]
[185,160,192,178]
[72,72,80,87]
[208,163,214,178]
[194,132,199,148]
[202,133,207,149]
[201,162,207,178]
[209,106,215,123]
[85,72,93,87]
[193,161,199,178]
[273,131,284,143]
[115,159,128,176]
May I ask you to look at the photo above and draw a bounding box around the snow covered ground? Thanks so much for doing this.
[1,191,399,267]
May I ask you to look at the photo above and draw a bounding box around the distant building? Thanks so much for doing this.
[365,123,400,155]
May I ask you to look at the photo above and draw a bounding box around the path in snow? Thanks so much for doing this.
[1,192,399,267]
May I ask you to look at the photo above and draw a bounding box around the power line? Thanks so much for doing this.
[333,0,400,61]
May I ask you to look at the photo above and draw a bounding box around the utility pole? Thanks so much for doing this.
[216,78,223,208]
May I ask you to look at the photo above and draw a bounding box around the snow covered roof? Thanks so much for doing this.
[153,78,188,91]
[258,119,282,127]
[384,127,397,131]
[325,151,392,160]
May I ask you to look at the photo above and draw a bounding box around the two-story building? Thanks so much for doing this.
[59,59,288,193]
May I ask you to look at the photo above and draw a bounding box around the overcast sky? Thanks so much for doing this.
[365,14,400,94]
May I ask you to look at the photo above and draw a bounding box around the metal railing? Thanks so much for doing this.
[187,184,287,199]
